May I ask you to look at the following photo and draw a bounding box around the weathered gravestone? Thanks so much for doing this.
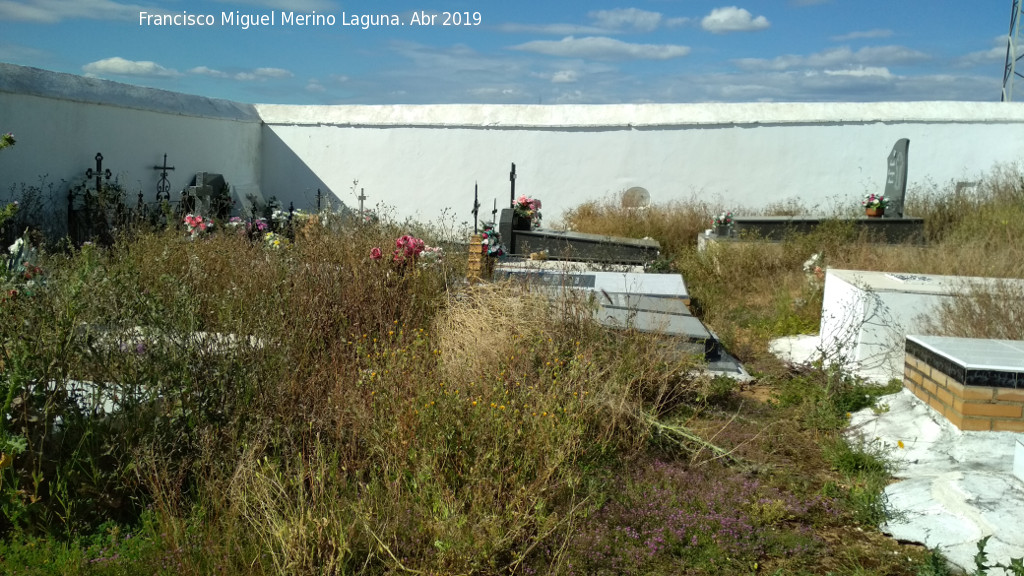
[621,187,651,209]
[183,172,229,217]
[883,138,910,219]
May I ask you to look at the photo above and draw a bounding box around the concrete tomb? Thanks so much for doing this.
[903,334,1024,432]
[818,269,1024,383]
[498,208,660,264]
[718,139,921,244]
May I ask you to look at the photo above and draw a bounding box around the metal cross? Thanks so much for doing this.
[153,153,175,203]
[491,199,497,223]
[472,182,480,233]
[86,152,112,194]
[316,188,322,212]
[358,188,367,219]
[509,162,517,208]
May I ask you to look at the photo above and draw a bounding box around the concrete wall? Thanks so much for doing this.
[5,63,1024,228]
[0,63,262,216]
[256,102,1024,225]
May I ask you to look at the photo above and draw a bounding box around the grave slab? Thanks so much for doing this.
[819,269,1024,383]
[850,389,1024,573]
[494,266,689,302]
[498,208,659,264]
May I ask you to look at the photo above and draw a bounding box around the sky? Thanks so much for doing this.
[0,0,1016,105]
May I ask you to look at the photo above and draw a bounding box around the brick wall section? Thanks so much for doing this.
[466,234,490,283]
[904,353,1024,432]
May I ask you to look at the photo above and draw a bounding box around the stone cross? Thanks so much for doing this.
[883,138,909,219]
[358,188,366,219]
[153,153,175,203]
[85,152,112,194]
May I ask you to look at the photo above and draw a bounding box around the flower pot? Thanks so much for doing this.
[512,213,532,230]
[714,224,731,237]
[865,207,885,218]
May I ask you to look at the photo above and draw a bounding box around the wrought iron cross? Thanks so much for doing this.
[86,152,112,194]
[358,188,367,219]
[472,182,480,233]
[153,153,175,202]
[491,199,497,223]
[509,162,517,208]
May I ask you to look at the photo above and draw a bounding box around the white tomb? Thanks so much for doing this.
[819,269,1024,383]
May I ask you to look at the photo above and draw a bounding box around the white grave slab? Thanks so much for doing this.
[495,266,689,301]
[819,269,1024,383]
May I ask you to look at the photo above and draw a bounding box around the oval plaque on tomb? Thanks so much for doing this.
[622,186,650,209]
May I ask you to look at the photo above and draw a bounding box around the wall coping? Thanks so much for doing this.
[0,63,261,123]
[255,101,1024,129]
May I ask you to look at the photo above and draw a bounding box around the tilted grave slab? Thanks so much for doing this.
[498,208,659,264]
[494,265,745,371]
[903,335,1024,432]
[819,269,1024,383]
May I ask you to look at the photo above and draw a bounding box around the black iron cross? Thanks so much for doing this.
[472,182,480,233]
[316,188,323,212]
[491,199,497,223]
[153,153,175,202]
[509,162,517,208]
[86,152,112,194]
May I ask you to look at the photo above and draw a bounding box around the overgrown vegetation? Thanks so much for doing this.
[4,161,1024,574]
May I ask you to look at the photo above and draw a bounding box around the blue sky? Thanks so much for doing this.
[0,0,1014,104]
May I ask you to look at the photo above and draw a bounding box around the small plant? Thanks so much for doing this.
[480,222,505,257]
[712,211,734,227]
[862,193,889,209]
[513,194,542,228]
[0,132,14,150]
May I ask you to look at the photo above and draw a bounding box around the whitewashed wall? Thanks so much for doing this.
[5,63,1024,228]
[257,102,1024,226]
[0,64,262,215]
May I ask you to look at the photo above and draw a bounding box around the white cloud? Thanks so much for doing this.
[234,67,293,81]
[701,7,770,34]
[823,66,893,79]
[496,22,608,35]
[498,8,688,36]
[551,70,579,83]
[82,57,180,78]
[955,46,1007,68]
[0,0,156,23]
[734,45,928,71]
[511,36,690,60]
[305,79,325,93]
[831,29,893,42]
[588,8,663,32]
[189,66,229,78]
[790,0,831,5]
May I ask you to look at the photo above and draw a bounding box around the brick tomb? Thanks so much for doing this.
[903,335,1024,432]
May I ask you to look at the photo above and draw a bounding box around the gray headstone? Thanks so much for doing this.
[621,186,650,209]
[187,172,226,215]
[883,139,909,219]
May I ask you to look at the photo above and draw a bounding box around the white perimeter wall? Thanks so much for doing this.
[5,64,1024,227]
[257,102,1024,226]
[0,64,262,212]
